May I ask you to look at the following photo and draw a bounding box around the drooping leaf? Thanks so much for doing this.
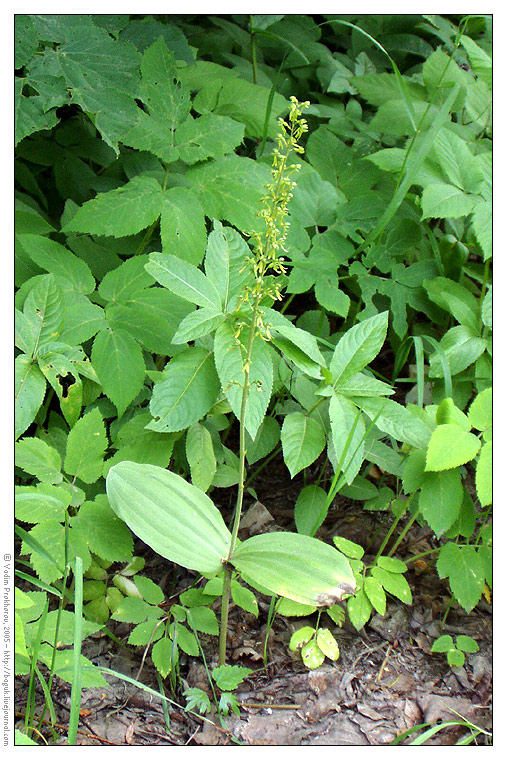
[232,532,356,607]
[106,461,232,575]
[92,328,146,418]
[148,348,220,433]
[64,408,107,484]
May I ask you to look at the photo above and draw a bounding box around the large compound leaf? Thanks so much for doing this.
[232,533,356,607]
[15,79,58,146]
[91,328,146,418]
[63,176,163,238]
[175,113,245,164]
[106,461,232,575]
[148,348,220,433]
[214,321,273,440]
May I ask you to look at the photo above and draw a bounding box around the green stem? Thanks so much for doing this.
[249,16,257,85]
[218,566,233,666]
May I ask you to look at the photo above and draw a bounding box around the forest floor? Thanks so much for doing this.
[15,457,492,746]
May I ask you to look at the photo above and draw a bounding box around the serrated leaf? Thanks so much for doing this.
[160,188,207,266]
[376,557,407,574]
[356,397,432,450]
[18,234,95,295]
[294,485,328,537]
[330,312,388,385]
[71,497,134,563]
[176,113,245,164]
[98,256,154,302]
[231,532,356,607]
[436,543,485,613]
[187,606,220,635]
[92,328,145,418]
[421,183,479,220]
[431,634,453,653]
[424,276,480,331]
[212,665,253,691]
[204,221,251,311]
[64,408,107,484]
[476,440,492,507]
[186,423,216,493]
[151,638,174,679]
[15,79,59,145]
[230,581,258,617]
[456,634,479,654]
[107,461,232,575]
[23,273,63,357]
[185,155,271,234]
[146,252,222,310]
[370,567,412,605]
[63,176,163,238]
[128,619,164,647]
[426,424,481,471]
[364,577,387,615]
[58,294,105,346]
[133,576,165,606]
[15,355,47,440]
[149,348,220,433]
[435,398,471,431]
[468,387,492,432]
[281,413,326,479]
[329,394,365,485]
[106,288,192,356]
[419,469,463,535]
[172,308,225,345]
[15,437,62,484]
[301,639,326,669]
[15,483,71,523]
[38,645,107,688]
[314,277,350,317]
[214,321,273,440]
[472,200,492,260]
[337,372,393,398]
[429,326,487,378]
[347,588,373,631]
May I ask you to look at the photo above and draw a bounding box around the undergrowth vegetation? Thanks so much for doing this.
[14,13,491,745]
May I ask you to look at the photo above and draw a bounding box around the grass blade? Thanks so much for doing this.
[67,556,83,745]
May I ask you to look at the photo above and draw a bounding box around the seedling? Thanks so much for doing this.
[431,634,479,668]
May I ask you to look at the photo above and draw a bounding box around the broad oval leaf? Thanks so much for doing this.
[425,424,481,471]
[92,327,146,418]
[106,461,232,575]
[231,532,356,607]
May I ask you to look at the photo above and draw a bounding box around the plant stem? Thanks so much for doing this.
[218,566,233,666]
[249,16,257,85]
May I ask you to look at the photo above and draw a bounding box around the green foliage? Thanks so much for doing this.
[15,16,492,732]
